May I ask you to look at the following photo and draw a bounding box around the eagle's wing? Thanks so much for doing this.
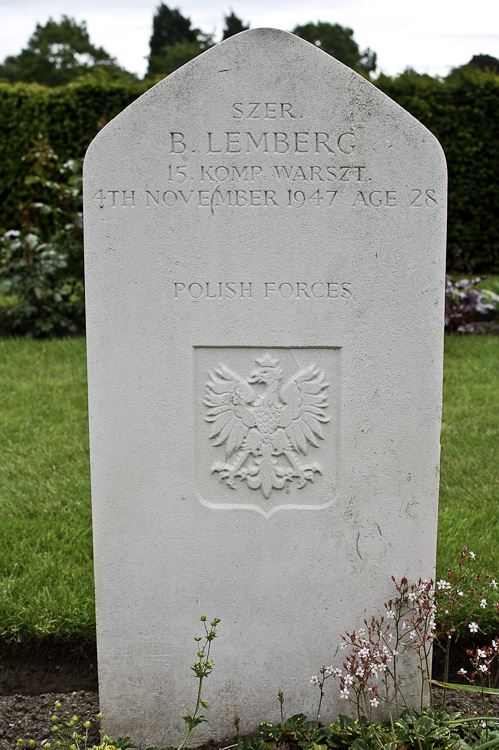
[279,364,330,455]
[204,365,256,455]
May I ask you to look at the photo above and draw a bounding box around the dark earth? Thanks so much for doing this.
[2,639,499,749]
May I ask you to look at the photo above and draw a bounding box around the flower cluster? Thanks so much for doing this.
[390,577,437,656]
[461,640,499,683]
[310,549,499,719]
[435,547,497,643]
[334,616,395,712]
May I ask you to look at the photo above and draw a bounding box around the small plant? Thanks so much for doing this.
[258,711,333,749]
[433,639,499,723]
[433,546,499,707]
[177,615,220,750]
[146,615,221,750]
[16,702,132,750]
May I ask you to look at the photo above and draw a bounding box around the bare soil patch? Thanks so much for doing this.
[1,639,499,749]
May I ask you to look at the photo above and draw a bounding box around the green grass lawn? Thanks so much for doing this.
[439,335,499,579]
[0,335,498,643]
[0,338,94,641]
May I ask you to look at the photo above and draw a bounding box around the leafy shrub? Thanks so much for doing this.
[0,137,84,337]
[445,275,498,332]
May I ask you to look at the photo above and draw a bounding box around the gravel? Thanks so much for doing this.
[0,691,100,749]
[2,688,499,750]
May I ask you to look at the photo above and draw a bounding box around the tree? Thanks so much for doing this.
[222,11,249,40]
[446,53,499,82]
[292,21,376,76]
[467,54,499,73]
[0,16,125,86]
[147,4,212,78]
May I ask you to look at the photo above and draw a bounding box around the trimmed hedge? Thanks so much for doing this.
[0,79,147,233]
[1,71,498,271]
[377,71,499,273]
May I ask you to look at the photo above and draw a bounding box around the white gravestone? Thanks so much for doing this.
[84,29,447,748]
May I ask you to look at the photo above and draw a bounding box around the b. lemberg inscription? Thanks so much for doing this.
[204,354,329,499]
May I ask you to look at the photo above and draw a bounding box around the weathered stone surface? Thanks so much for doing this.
[84,29,446,748]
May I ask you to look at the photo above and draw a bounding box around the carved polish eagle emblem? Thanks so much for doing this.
[204,353,330,499]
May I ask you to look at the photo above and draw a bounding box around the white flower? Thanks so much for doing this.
[492,580,498,589]
[469,551,476,559]
[480,721,487,728]
[359,647,369,659]
[480,599,487,609]
[469,622,479,633]
[386,610,395,619]
[408,592,417,602]
[457,591,464,597]
[333,668,342,677]
[437,580,451,590]
[477,649,487,659]
[370,697,379,707]
[310,676,319,685]
[458,668,467,676]
[344,674,354,686]
[339,688,349,699]
[479,664,488,673]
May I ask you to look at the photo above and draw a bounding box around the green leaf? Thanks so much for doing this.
[474,736,499,750]
[431,680,499,695]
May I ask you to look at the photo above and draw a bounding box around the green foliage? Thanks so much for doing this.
[0,137,84,337]
[0,16,127,87]
[222,11,249,40]
[245,708,498,750]
[292,22,376,75]
[259,712,333,749]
